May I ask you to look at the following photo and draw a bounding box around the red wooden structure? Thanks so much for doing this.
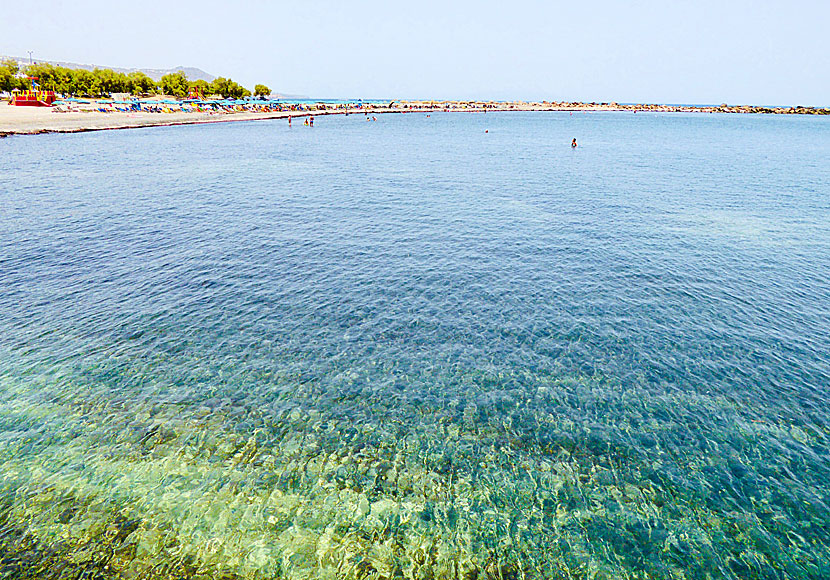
[11,77,57,106]
[11,90,57,106]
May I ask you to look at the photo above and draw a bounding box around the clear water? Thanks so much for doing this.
[1,112,829,579]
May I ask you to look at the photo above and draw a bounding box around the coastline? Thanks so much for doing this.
[1,100,828,137]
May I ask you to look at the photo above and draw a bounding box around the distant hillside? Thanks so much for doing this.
[1,55,215,82]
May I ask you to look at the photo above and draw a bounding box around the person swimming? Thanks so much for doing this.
[572,138,578,148]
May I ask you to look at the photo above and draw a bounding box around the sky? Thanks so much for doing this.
[2,0,829,105]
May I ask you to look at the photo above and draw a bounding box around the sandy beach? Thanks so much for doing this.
[0,102,441,135]
[0,103,309,135]
[1,99,827,137]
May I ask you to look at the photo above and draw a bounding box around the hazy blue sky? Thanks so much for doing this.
[3,0,828,104]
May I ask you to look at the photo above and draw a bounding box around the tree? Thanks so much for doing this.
[188,79,210,98]
[70,69,99,97]
[23,63,74,94]
[2,62,255,100]
[160,71,189,98]
[210,77,230,98]
[0,59,22,93]
[210,76,250,99]
[127,71,157,95]
[93,68,128,96]
[254,84,270,97]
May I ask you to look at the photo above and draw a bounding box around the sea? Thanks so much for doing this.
[1,111,829,579]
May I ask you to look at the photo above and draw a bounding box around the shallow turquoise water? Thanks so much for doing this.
[1,112,829,579]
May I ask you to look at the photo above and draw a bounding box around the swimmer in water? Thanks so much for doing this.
[288,116,292,126]
[572,138,578,148]
[309,116,314,126]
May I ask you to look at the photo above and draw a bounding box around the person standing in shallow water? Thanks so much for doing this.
[572,138,578,148]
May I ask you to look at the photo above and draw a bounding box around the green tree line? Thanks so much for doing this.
[1,59,265,99]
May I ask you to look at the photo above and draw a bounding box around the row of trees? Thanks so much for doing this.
[0,59,270,99]
[0,60,27,93]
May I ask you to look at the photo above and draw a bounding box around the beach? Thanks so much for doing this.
[2,99,827,137]
[0,103,332,135]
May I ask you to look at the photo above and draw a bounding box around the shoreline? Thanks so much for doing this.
[1,100,828,137]
[0,106,421,137]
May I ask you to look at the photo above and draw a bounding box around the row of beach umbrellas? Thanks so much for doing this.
[51,97,378,108]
